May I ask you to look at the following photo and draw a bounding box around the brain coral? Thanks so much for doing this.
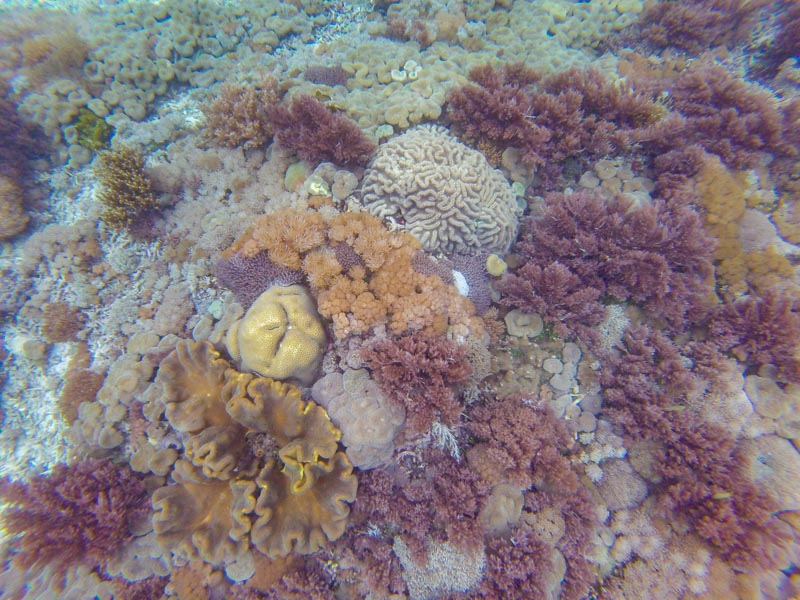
[225,284,326,385]
[360,124,521,256]
[151,340,357,565]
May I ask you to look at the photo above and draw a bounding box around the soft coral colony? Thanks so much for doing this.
[1,1,800,599]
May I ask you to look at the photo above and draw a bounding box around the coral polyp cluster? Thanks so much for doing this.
[1,0,799,598]
[223,208,483,341]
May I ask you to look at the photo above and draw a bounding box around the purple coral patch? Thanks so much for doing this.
[216,250,304,308]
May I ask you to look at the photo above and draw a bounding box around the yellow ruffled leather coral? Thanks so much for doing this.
[225,284,326,385]
[151,339,356,566]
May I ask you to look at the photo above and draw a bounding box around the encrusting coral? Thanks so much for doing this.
[151,339,357,565]
[311,368,406,470]
[225,284,326,386]
[360,124,521,256]
[95,146,160,230]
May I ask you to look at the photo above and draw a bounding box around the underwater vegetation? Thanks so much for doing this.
[0,0,799,599]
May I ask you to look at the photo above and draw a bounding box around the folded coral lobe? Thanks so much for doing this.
[249,450,357,558]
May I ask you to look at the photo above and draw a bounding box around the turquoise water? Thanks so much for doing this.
[0,1,799,598]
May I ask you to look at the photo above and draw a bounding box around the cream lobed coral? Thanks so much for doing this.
[225,284,327,386]
[360,124,521,256]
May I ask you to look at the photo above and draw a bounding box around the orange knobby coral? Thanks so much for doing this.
[225,209,483,341]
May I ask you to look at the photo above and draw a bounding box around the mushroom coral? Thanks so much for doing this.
[151,340,357,565]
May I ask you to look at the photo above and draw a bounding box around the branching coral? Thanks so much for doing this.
[625,0,769,55]
[202,77,279,149]
[638,62,794,171]
[446,63,662,186]
[268,94,375,167]
[0,458,150,575]
[360,333,472,435]
[95,146,160,230]
[498,190,715,339]
[151,340,357,565]
[360,124,521,256]
[709,289,800,384]
[600,325,787,569]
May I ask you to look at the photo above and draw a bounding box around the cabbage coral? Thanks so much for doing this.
[151,340,357,565]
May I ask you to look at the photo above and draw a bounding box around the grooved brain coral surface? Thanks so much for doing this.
[360,124,521,256]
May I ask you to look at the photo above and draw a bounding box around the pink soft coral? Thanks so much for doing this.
[0,458,150,574]
[638,62,794,170]
[600,325,786,568]
[268,94,376,167]
[447,64,661,187]
[497,190,715,338]
[626,0,768,54]
[360,333,472,434]
[709,289,800,384]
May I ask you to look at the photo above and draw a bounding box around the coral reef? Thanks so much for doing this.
[268,94,375,167]
[3,1,800,596]
[151,340,357,565]
[202,77,279,149]
[95,146,160,230]
[225,284,326,385]
[0,458,150,575]
[360,125,521,256]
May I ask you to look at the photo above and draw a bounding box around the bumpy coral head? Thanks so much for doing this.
[226,284,326,385]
